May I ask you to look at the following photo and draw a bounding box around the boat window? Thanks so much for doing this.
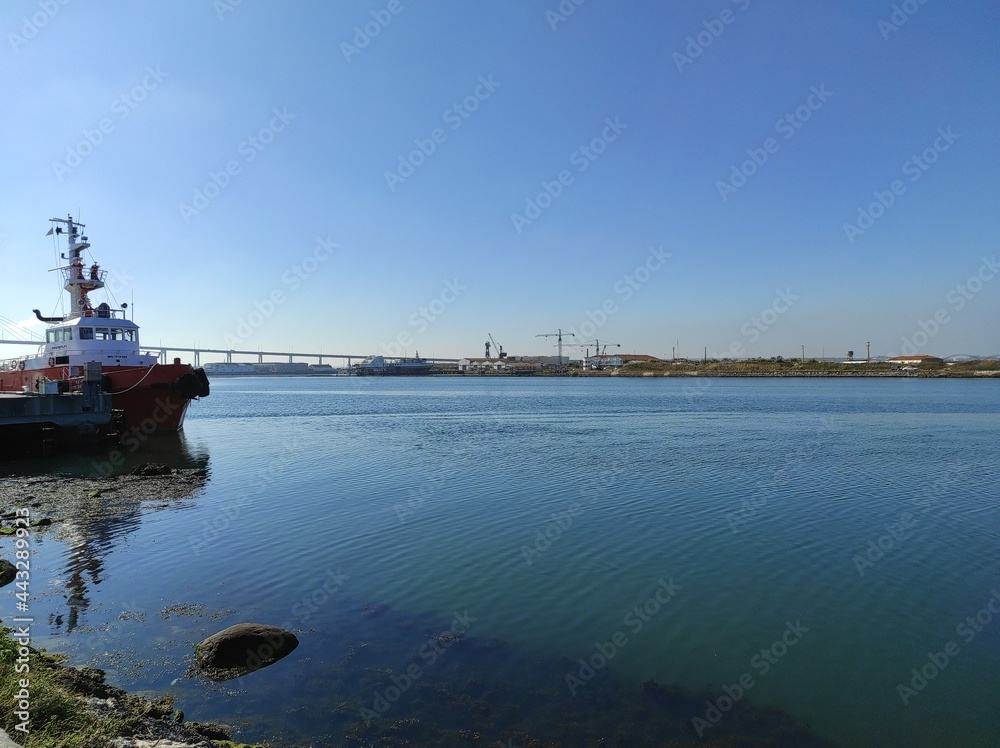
[47,328,73,342]
[95,327,110,340]
[79,327,94,340]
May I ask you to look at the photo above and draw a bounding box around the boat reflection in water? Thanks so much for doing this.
[10,432,211,632]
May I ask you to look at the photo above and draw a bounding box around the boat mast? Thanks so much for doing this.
[50,215,105,319]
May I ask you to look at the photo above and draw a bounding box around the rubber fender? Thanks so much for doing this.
[193,367,211,398]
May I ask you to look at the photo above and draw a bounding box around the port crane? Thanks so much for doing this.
[485,333,507,360]
[573,339,620,369]
[536,329,576,366]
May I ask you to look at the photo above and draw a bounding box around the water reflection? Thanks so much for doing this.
[0,433,210,630]
[0,429,211,477]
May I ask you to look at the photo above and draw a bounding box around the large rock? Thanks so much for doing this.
[0,560,16,588]
[130,464,173,477]
[194,623,298,680]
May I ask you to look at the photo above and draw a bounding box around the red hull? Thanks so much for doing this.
[0,363,201,430]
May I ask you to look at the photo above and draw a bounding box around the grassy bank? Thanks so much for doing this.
[611,358,1000,377]
[0,626,259,747]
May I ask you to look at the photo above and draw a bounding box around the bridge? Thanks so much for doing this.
[0,340,459,366]
[141,346,460,366]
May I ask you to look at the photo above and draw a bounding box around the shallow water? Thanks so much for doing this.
[3,376,999,746]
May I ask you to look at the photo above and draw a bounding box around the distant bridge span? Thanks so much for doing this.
[0,340,459,366]
[144,346,459,367]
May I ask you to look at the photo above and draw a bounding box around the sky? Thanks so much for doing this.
[1,0,998,363]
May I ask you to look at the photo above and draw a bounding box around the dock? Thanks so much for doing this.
[0,362,120,457]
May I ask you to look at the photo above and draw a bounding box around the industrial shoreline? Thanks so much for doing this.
[203,358,1000,379]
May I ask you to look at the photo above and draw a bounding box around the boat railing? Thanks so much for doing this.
[64,307,127,321]
[60,267,108,285]
[0,357,29,373]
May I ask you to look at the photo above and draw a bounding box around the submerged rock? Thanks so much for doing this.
[0,560,16,587]
[194,623,298,680]
[130,463,173,477]
[187,721,232,741]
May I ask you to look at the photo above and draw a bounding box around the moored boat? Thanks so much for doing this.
[0,215,209,430]
[354,352,433,375]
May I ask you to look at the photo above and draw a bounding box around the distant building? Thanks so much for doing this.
[517,355,568,366]
[887,355,944,365]
[202,362,310,375]
[586,354,661,368]
[457,357,543,373]
[458,357,506,373]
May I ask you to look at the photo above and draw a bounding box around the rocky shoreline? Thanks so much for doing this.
[0,466,260,747]
[0,629,258,747]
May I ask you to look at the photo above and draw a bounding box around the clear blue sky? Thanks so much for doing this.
[2,0,998,361]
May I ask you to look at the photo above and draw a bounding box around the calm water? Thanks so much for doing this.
[2,376,999,746]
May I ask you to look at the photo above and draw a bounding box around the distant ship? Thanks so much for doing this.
[201,362,344,376]
[354,353,433,376]
[0,215,209,430]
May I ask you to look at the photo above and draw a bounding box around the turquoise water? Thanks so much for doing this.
[3,376,999,746]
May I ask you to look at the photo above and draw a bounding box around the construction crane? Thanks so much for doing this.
[488,333,507,359]
[573,339,620,369]
[536,328,576,366]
